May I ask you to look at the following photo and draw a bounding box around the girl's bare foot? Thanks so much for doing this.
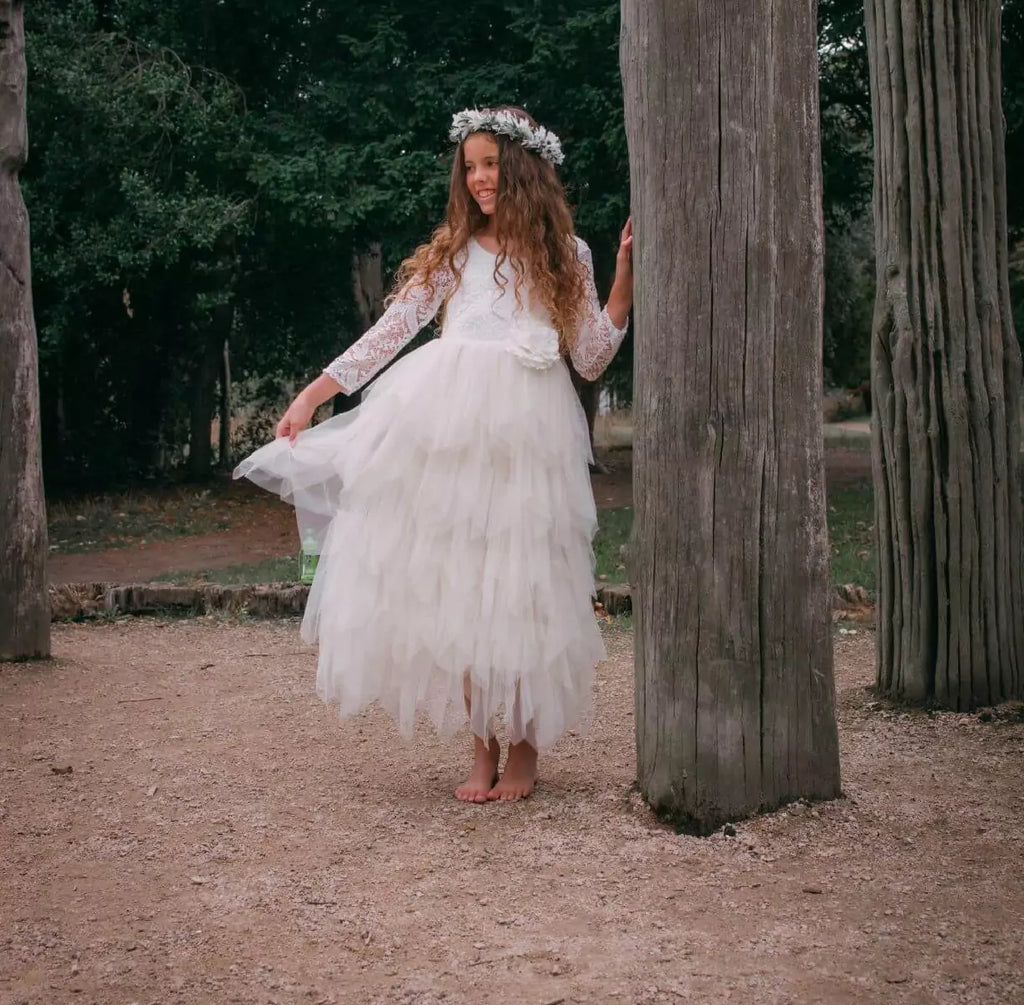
[488,740,538,801]
[455,735,500,803]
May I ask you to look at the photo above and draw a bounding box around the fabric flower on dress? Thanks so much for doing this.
[505,315,561,370]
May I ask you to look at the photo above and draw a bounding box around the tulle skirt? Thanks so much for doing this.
[234,337,605,748]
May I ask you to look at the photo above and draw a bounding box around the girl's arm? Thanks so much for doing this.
[277,268,456,441]
[570,221,634,382]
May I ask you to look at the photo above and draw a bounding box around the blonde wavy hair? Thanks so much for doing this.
[392,106,588,353]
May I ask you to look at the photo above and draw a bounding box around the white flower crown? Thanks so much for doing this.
[449,108,565,166]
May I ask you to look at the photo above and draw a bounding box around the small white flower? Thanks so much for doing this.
[505,315,561,370]
[450,108,565,166]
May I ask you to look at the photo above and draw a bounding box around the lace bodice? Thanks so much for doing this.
[324,237,627,393]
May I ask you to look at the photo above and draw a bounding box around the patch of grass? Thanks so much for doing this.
[590,486,876,595]
[594,506,632,582]
[827,482,876,592]
[154,554,300,586]
[822,428,873,451]
[48,486,232,554]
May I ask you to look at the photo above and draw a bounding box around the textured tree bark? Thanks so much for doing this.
[218,336,232,468]
[335,242,386,416]
[351,242,385,332]
[865,1,1024,708]
[187,324,223,480]
[0,0,50,659]
[621,0,841,828]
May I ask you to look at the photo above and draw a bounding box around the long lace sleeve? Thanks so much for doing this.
[324,268,456,394]
[569,237,629,382]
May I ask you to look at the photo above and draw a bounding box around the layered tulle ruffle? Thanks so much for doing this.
[234,338,605,748]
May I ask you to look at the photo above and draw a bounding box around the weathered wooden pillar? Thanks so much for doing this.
[0,0,50,659]
[621,0,841,828]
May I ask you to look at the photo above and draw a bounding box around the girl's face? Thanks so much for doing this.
[463,132,500,216]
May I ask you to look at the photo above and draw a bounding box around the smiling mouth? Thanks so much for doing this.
[475,190,496,201]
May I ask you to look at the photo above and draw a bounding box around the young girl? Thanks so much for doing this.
[235,106,633,803]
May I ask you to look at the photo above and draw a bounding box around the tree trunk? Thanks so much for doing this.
[218,336,232,468]
[865,1,1024,708]
[189,281,234,479]
[621,0,841,829]
[187,324,222,480]
[0,0,49,660]
[570,367,603,470]
[352,242,385,330]
[336,242,385,415]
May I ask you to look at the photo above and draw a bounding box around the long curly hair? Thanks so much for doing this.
[393,106,588,353]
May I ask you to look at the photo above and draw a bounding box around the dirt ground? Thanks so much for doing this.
[46,447,872,585]
[2,621,1022,1005]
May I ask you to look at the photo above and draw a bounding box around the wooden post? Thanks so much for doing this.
[865,0,1024,708]
[621,0,841,828]
[0,0,50,659]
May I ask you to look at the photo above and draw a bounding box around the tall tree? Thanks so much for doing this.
[621,0,841,829]
[865,1,1024,707]
[0,0,49,659]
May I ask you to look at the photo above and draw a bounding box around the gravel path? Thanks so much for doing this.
[2,620,1022,1004]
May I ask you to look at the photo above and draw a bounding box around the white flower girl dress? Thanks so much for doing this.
[235,237,627,749]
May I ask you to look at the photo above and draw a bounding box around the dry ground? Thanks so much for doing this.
[2,621,1022,1005]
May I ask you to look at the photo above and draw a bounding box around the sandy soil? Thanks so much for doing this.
[2,620,1022,1005]
[46,447,872,586]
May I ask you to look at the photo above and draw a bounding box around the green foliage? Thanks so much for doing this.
[26,4,255,486]
[23,1,1021,491]
[593,505,632,581]
[817,0,875,390]
[1005,1,1024,348]
[25,0,630,489]
[154,554,300,586]
[818,0,874,229]
[827,482,876,593]
[48,486,230,553]
[1003,0,1024,242]
[823,215,874,388]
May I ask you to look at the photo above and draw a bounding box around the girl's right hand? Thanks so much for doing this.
[276,394,316,443]
[615,218,633,284]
